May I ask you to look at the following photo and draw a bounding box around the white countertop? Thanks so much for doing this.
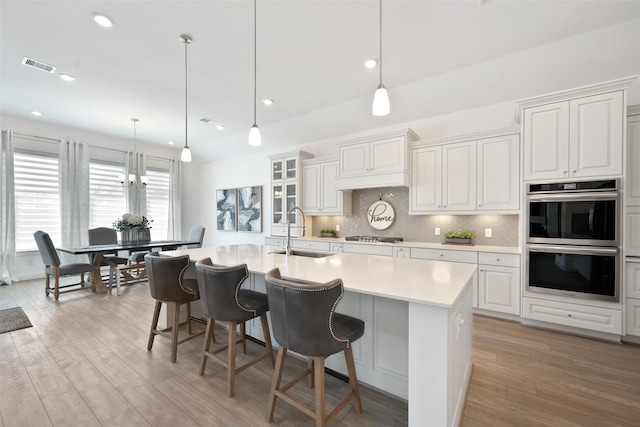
[163,244,477,308]
[285,236,521,254]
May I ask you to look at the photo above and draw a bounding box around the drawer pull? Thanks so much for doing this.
[567,313,572,317]
[496,258,500,261]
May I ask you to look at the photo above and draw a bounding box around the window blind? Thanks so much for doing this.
[14,151,60,251]
[89,161,127,229]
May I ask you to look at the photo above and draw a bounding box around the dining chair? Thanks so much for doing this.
[185,225,205,249]
[145,253,203,362]
[195,258,275,397]
[88,227,129,290]
[33,230,98,301]
[264,267,364,426]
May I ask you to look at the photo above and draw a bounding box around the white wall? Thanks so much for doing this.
[2,114,201,280]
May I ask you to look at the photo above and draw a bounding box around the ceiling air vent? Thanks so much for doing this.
[200,118,215,124]
[21,57,56,73]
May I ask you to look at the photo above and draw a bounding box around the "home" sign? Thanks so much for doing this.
[367,200,395,230]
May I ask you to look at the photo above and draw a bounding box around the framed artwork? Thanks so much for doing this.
[216,188,237,231]
[238,185,262,232]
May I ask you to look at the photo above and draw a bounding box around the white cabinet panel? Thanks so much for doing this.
[523,101,570,180]
[626,208,640,257]
[625,298,640,337]
[627,115,640,206]
[291,240,330,252]
[393,247,410,258]
[410,247,478,264]
[442,142,476,211]
[477,135,520,211]
[626,262,640,300]
[370,136,406,173]
[410,146,441,212]
[478,265,520,315]
[523,297,622,334]
[569,91,624,178]
[478,252,521,268]
[372,297,409,379]
[339,142,369,176]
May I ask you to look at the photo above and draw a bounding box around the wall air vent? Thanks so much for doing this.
[21,57,56,73]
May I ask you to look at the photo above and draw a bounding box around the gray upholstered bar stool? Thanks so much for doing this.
[264,268,364,427]
[145,253,203,362]
[195,258,275,397]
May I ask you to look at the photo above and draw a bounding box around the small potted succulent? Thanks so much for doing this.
[444,230,476,244]
[320,229,336,237]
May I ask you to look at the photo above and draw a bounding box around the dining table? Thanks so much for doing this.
[57,239,200,293]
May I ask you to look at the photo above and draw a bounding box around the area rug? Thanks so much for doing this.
[0,307,33,335]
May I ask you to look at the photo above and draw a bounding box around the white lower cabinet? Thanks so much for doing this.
[625,261,640,337]
[478,252,521,315]
[330,243,343,253]
[626,209,640,257]
[393,247,410,258]
[523,297,623,334]
[410,247,478,264]
[291,239,330,252]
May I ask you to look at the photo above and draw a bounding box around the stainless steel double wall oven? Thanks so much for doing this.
[526,179,621,302]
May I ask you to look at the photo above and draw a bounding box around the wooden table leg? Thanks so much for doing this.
[90,253,108,294]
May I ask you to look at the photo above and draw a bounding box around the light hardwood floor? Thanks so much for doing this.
[1,278,640,427]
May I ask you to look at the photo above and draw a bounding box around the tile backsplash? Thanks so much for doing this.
[311,187,520,247]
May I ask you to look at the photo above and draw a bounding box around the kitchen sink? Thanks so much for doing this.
[269,249,334,258]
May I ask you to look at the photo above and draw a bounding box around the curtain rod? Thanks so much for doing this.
[10,131,61,144]
[7,130,177,162]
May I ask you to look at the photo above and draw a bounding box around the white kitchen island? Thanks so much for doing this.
[163,244,477,427]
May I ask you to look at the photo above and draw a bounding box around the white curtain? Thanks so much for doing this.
[59,140,90,263]
[127,152,147,217]
[167,159,182,239]
[0,130,17,284]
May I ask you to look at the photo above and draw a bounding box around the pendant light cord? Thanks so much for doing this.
[379,0,383,86]
[253,0,257,125]
[184,39,189,149]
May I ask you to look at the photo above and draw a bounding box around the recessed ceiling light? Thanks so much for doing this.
[262,99,273,106]
[215,124,225,130]
[364,59,377,69]
[31,111,42,116]
[168,141,175,145]
[93,13,113,27]
[59,73,74,81]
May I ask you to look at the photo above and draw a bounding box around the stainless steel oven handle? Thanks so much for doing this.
[527,244,619,255]
[527,192,618,202]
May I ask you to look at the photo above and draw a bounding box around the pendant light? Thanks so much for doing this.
[180,34,193,162]
[372,0,390,117]
[248,0,261,146]
[120,118,148,188]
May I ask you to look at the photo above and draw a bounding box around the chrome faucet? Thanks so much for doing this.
[286,206,306,256]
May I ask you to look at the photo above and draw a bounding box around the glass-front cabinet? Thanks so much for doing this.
[269,151,313,236]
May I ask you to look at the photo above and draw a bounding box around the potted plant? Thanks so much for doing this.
[320,229,336,237]
[444,230,476,244]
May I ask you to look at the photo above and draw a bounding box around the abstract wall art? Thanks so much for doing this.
[216,188,237,231]
[238,185,262,232]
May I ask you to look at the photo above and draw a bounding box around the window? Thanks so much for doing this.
[89,161,127,229]
[146,168,170,240]
[14,151,60,251]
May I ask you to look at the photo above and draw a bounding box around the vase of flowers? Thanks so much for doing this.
[113,213,152,245]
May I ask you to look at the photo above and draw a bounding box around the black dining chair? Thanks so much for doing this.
[264,267,364,426]
[33,231,98,300]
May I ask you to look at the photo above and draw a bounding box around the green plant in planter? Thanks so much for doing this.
[443,230,476,239]
[320,229,336,236]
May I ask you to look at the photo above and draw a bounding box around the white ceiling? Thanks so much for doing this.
[2,0,640,163]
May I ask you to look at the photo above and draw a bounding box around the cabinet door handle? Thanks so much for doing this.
[567,313,572,317]
[496,258,500,261]
[563,170,568,174]
[572,170,577,173]
[440,254,444,257]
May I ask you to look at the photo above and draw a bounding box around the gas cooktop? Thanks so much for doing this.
[345,236,404,243]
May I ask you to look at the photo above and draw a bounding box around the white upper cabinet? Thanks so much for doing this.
[442,141,476,211]
[302,157,351,215]
[523,90,624,180]
[410,145,442,212]
[627,114,640,206]
[477,134,520,211]
[335,129,418,190]
[410,128,520,214]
